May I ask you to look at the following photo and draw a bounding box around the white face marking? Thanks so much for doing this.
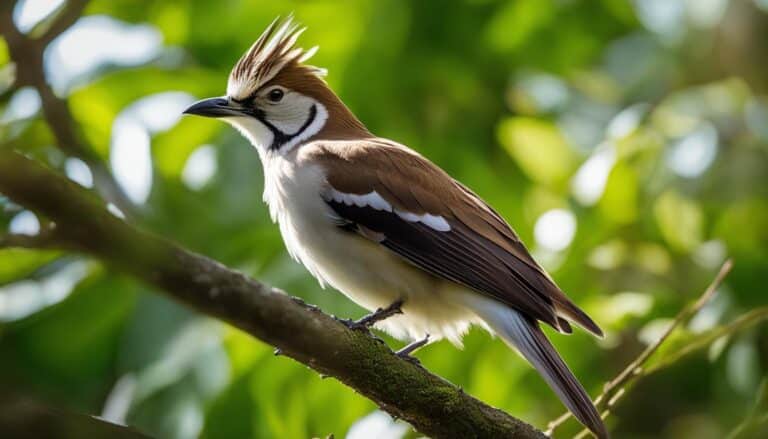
[274,98,328,153]
[223,116,274,153]
[222,91,327,156]
[326,189,451,232]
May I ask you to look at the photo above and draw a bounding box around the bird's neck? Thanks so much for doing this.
[305,82,372,142]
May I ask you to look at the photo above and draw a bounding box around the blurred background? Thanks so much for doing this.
[1,0,767,438]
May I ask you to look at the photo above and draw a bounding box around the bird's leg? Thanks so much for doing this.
[395,334,430,364]
[343,299,404,331]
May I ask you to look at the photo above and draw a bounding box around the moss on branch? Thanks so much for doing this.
[0,149,546,439]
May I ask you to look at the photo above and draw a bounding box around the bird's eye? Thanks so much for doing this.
[267,88,284,102]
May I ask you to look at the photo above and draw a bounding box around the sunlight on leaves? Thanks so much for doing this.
[596,291,654,325]
[571,143,616,206]
[222,327,271,377]
[726,339,760,395]
[485,0,554,52]
[598,162,638,224]
[635,242,671,275]
[654,190,704,252]
[347,411,408,439]
[638,318,675,346]
[498,117,576,186]
[0,261,89,322]
[588,239,628,270]
[0,248,59,285]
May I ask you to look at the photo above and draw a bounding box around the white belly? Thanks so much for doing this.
[262,154,480,345]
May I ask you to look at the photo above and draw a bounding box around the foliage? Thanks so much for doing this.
[1,0,767,438]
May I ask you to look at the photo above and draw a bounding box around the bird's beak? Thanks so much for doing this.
[183,97,246,118]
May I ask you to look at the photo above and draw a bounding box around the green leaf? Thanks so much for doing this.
[153,117,222,178]
[598,162,638,224]
[0,249,60,285]
[5,271,138,409]
[69,67,221,157]
[0,37,9,66]
[498,117,576,187]
[485,0,554,52]
[654,190,704,252]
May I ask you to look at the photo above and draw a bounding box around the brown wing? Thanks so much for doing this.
[307,139,602,336]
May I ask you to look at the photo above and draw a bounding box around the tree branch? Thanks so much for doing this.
[0,0,136,217]
[0,149,548,439]
[0,222,63,249]
[37,0,90,44]
[645,305,768,376]
[0,394,149,439]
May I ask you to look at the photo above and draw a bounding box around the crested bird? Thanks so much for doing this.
[184,17,608,438]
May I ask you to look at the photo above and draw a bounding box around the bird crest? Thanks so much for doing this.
[227,16,325,100]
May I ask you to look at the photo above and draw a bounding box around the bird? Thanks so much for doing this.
[183,17,608,438]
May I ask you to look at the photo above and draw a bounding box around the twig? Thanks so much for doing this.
[599,260,733,401]
[546,259,734,437]
[645,306,768,375]
[569,294,766,439]
[37,0,90,44]
[727,378,768,439]
[0,222,62,249]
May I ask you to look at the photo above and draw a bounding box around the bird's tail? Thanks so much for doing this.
[475,303,608,439]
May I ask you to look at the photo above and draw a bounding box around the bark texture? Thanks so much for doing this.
[0,150,547,439]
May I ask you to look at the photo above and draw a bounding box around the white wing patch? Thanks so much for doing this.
[326,189,451,232]
[329,190,392,211]
[399,212,451,232]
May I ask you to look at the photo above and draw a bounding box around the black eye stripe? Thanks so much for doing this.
[231,88,284,105]
[230,96,252,105]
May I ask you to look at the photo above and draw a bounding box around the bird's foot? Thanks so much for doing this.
[343,299,404,331]
[395,334,430,365]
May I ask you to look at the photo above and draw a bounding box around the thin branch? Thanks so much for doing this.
[0,0,136,217]
[562,306,768,438]
[0,223,63,249]
[0,149,548,439]
[1,394,149,438]
[37,0,90,45]
[546,260,734,437]
[645,306,768,375]
[727,378,768,439]
[600,260,733,399]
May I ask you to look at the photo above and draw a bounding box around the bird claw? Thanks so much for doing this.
[342,299,404,331]
[396,351,422,365]
[395,334,430,365]
[340,318,369,331]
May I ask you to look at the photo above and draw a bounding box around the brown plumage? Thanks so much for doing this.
[228,17,325,100]
[185,16,609,439]
[266,67,371,140]
[307,139,603,337]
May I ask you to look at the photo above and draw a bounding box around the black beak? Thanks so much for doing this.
[183,97,245,118]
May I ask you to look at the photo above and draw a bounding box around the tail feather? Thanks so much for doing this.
[477,304,608,439]
[552,294,604,338]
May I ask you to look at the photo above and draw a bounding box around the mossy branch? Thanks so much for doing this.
[0,149,547,439]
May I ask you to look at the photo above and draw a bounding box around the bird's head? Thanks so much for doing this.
[184,17,369,155]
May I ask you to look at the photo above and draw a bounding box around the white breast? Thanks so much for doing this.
[262,151,425,302]
[260,149,481,345]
